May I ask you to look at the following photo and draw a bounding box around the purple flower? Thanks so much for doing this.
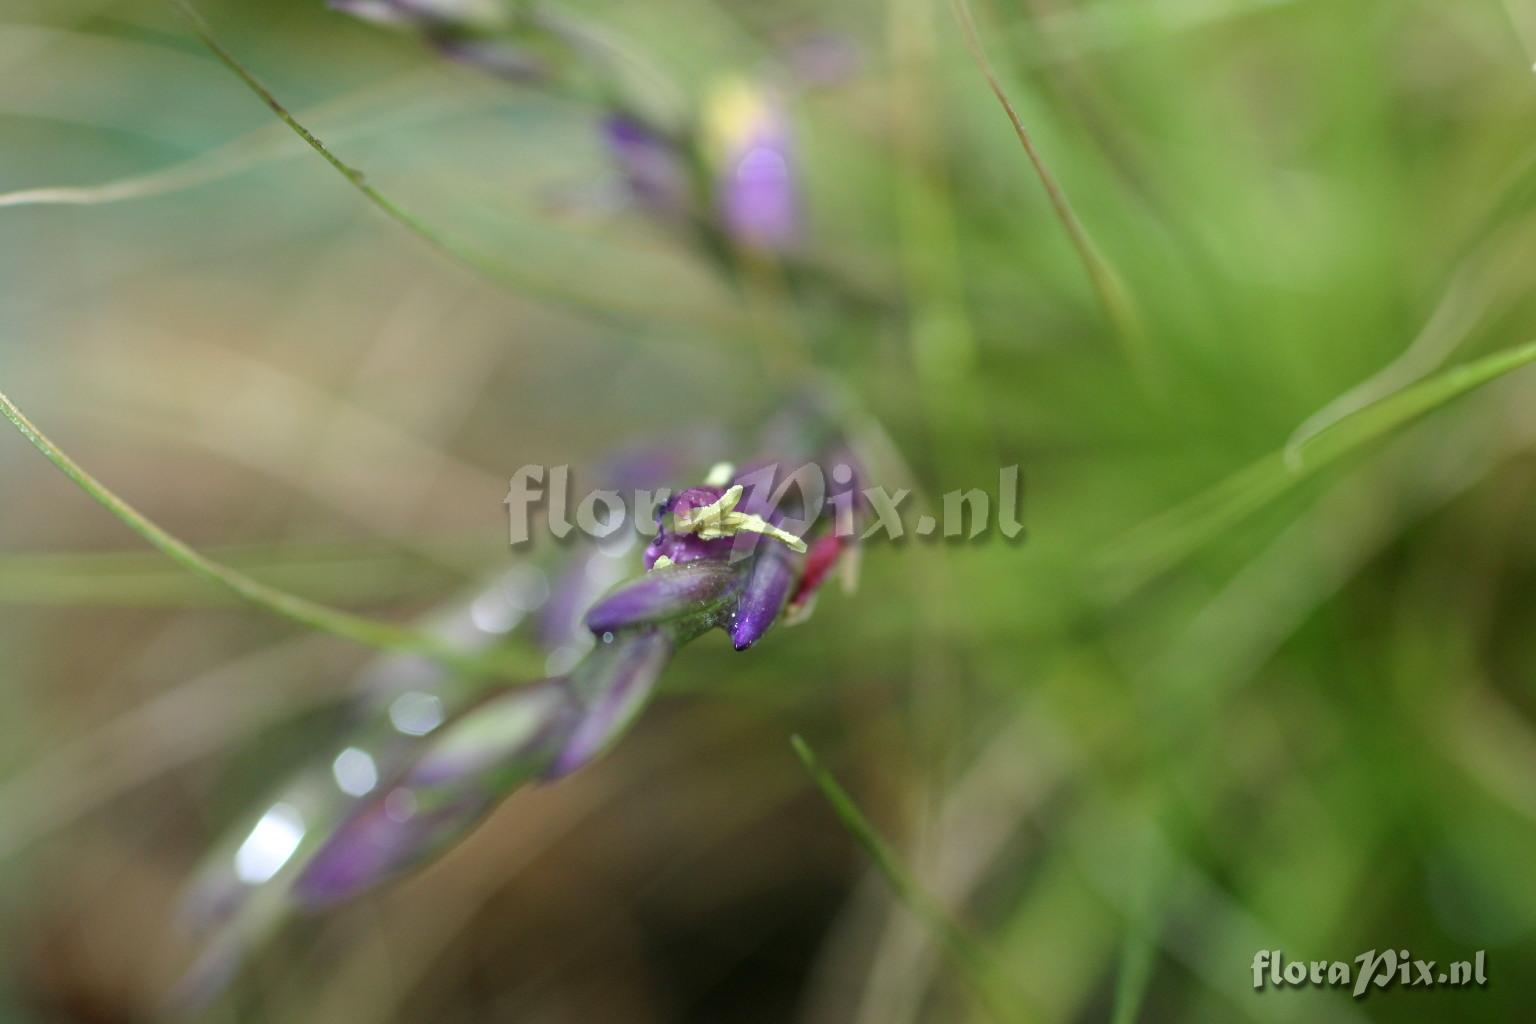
[705,80,801,252]
[176,413,870,1003]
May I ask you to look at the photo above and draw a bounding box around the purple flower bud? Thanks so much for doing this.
[729,542,802,650]
[293,791,491,908]
[705,81,800,252]
[547,629,672,777]
[584,560,742,638]
[406,680,578,787]
[293,633,671,905]
[537,545,631,652]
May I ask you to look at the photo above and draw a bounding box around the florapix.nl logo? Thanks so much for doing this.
[1252,949,1487,999]
[504,461,1025,552]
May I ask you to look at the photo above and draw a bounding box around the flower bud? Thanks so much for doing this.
[584,560,742,639]
[704,79,800,252]
[729,541,802,650]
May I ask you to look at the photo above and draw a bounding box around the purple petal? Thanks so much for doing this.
[643,531,731,569]
[547,630,672,777]
[720,142,799,251]
[293,793,490,908]
[584,560,741,636]
[730,544,802,650]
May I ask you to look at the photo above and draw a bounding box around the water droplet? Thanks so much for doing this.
[331,746,379,797]
[234,803,306,885]
[389,691,445,736]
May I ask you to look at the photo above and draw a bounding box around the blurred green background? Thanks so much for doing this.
[4,0,1536,1020]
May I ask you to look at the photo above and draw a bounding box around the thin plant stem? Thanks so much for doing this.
[949,0,1154,381]
[0,388,541,681]
[1101,337,1536,587]
[167,0,747,337]
[790,735,1033,1024]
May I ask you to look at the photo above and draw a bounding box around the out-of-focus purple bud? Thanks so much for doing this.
[408,680,577,786]
[729,542,802,650]
[293,790,492,908]
[705,79,800,252]
[584,560,742,638]
[603,114,694,217]
[548,629,672,777]
[539,449,690,651]
[294,632,672,905]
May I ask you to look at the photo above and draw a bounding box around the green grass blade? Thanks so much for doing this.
[167,0,743,337]
[790,735,1032,1024]
[1292,337,1536,467]
[1109,913,1158,1024]
[0,388,540,680]
[1102,338,1536,587]
[949,0,1153,385]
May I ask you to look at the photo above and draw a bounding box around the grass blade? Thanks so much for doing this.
[949,0,1152,381]
[167,0,743,336]
[0,388,540,680]
[1291,337,1536,467]
[1110,928,1156,1024]
[1103,338,1536,586]
[790,735,1032,1024]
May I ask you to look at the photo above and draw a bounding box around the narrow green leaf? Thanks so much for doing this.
[1109,920,1157,1024]
[0,388,540,680]
[1292,337,1536,467]
[790,735,1032,1024]
[1102,338,1536,586]
[167,0,745,337]
[949,0,1154,386]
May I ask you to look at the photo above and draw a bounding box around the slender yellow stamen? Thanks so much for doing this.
[674,484,808,553]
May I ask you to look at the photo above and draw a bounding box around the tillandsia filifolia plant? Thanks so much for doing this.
[155,0,876,1006]
[173,406,867,1005]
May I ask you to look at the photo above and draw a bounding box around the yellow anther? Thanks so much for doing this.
[674,484,807,553]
